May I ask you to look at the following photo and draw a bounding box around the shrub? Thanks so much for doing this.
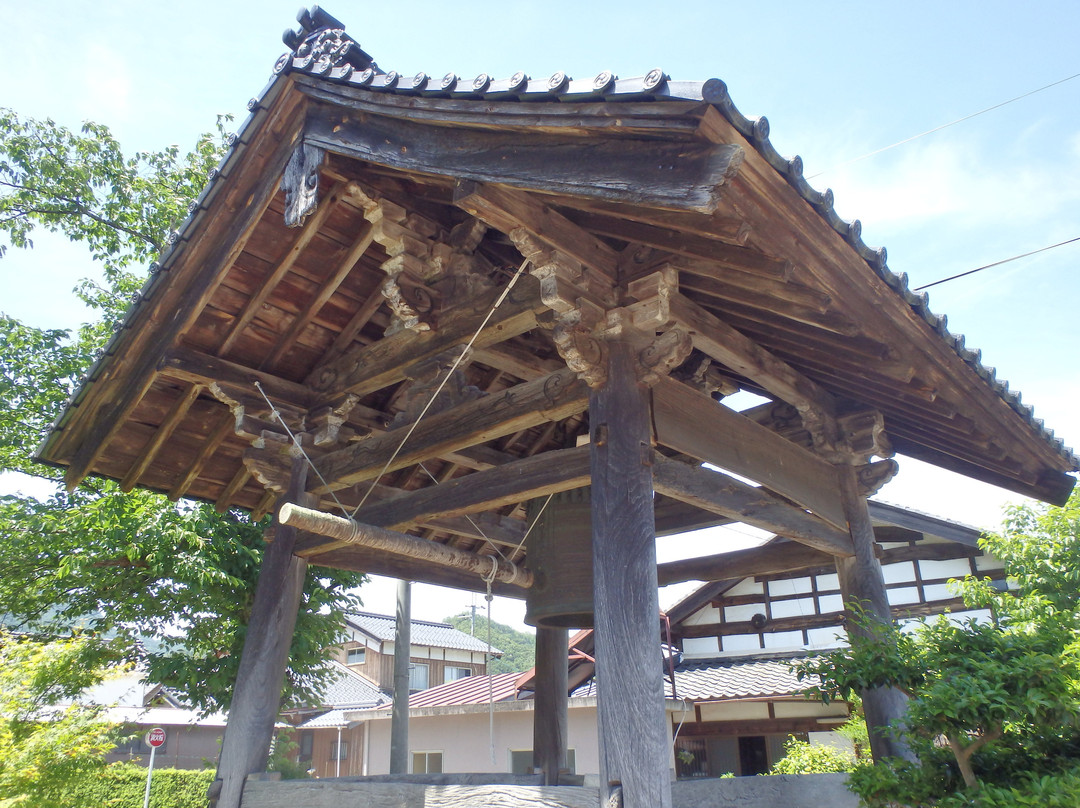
[46,763,215,808]
[770,736,859,775]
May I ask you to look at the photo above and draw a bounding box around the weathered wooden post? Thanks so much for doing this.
[835,464,915,762]
[589,339,673,808]
[210,457,311,808]
[532,625,569,785]
[390,579,412,774]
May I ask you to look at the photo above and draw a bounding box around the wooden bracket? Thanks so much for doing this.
[387,347,486,429]
[857,459,900,496]
[348,184,497,335]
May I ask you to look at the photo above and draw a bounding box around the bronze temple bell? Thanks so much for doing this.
[525,487,595,628]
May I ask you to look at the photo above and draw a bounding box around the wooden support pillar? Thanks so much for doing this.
[533,625,569,785]
[589,340,672,808]
[835,465,916,763]
[389,579,411,775]
[210,458,310,808]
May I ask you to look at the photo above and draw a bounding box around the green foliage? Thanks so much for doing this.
[0,108,229,307]
[797,490,1080,805]
[443,612,536,674]
[267,729,311,780]
[770,736,859,775]
[46,763,215,808]
[0,632,117,808]
[0,487,364,714]
[0,108,369,716]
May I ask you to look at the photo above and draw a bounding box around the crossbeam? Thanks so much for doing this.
[650,454,853,555]
[279,504,532,587]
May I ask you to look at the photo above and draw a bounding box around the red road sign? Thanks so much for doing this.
[145,727,166,748]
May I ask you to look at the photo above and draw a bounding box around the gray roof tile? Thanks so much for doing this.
[346,612,502,655]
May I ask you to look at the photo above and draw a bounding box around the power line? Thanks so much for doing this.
[914,236,1080,291]
[807,71,1080,179]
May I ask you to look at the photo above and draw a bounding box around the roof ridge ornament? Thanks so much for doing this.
[278,5,379,77]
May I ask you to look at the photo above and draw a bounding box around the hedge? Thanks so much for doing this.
[49,764,215,808]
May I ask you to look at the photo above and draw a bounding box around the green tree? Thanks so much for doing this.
[443,612,536,674]
[0,110,365,714]
[798,490,1080,804]
[0,631,118,808]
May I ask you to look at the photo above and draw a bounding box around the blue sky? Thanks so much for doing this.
[2,0,1078,625]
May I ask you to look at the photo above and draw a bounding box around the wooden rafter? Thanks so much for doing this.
[120,383,203,492]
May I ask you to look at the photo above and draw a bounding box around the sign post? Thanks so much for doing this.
[143,727,166,808]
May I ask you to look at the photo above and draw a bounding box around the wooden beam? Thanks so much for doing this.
[279,503,532,587]
[534,626,569,786]
[564,208,788,279]
[650,454,852,555]
[652,378,846,531]
[305,101,743,213]
[299,447,592,557]
[657,540,834,586]
[589,340,672,808]
[120,383,202,492]
[310,370,589,493]
[159,346,314,410]
[453,181,619,278]
[668,293,837,421]
[305,275,548,401]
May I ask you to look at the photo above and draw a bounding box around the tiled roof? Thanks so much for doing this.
[346,612,502,655]
[407,672,523,708]
[673,653,819,701]
[314,660,389,709]
[298,708,350,729]
[261,9,1076,471]
[570,653,818,701]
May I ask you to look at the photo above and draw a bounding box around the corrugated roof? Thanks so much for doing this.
[346,612,502,655]
[407,672,522,708]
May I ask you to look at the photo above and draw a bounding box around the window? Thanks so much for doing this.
[346,647,366,665]
[509,748,576,775]
[412,751,442,773]
[298,730,313,763]
[330,740,349,761]
[444,666,472,683]
[409,662,429,691]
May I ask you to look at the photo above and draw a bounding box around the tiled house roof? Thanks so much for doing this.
[346,611,502,655]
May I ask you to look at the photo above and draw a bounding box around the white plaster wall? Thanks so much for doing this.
[681,636,720,658]
[363,704,600,776]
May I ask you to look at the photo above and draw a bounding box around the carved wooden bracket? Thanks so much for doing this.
[347,186,497,335]
[838,407,894,462]
[281,143,324,227]
[856,458,900,496]
[388,347,486,429]
[545,263,691,389]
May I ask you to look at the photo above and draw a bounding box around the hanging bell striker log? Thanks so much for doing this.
[277,503,531,588]
[525,487,594,628]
